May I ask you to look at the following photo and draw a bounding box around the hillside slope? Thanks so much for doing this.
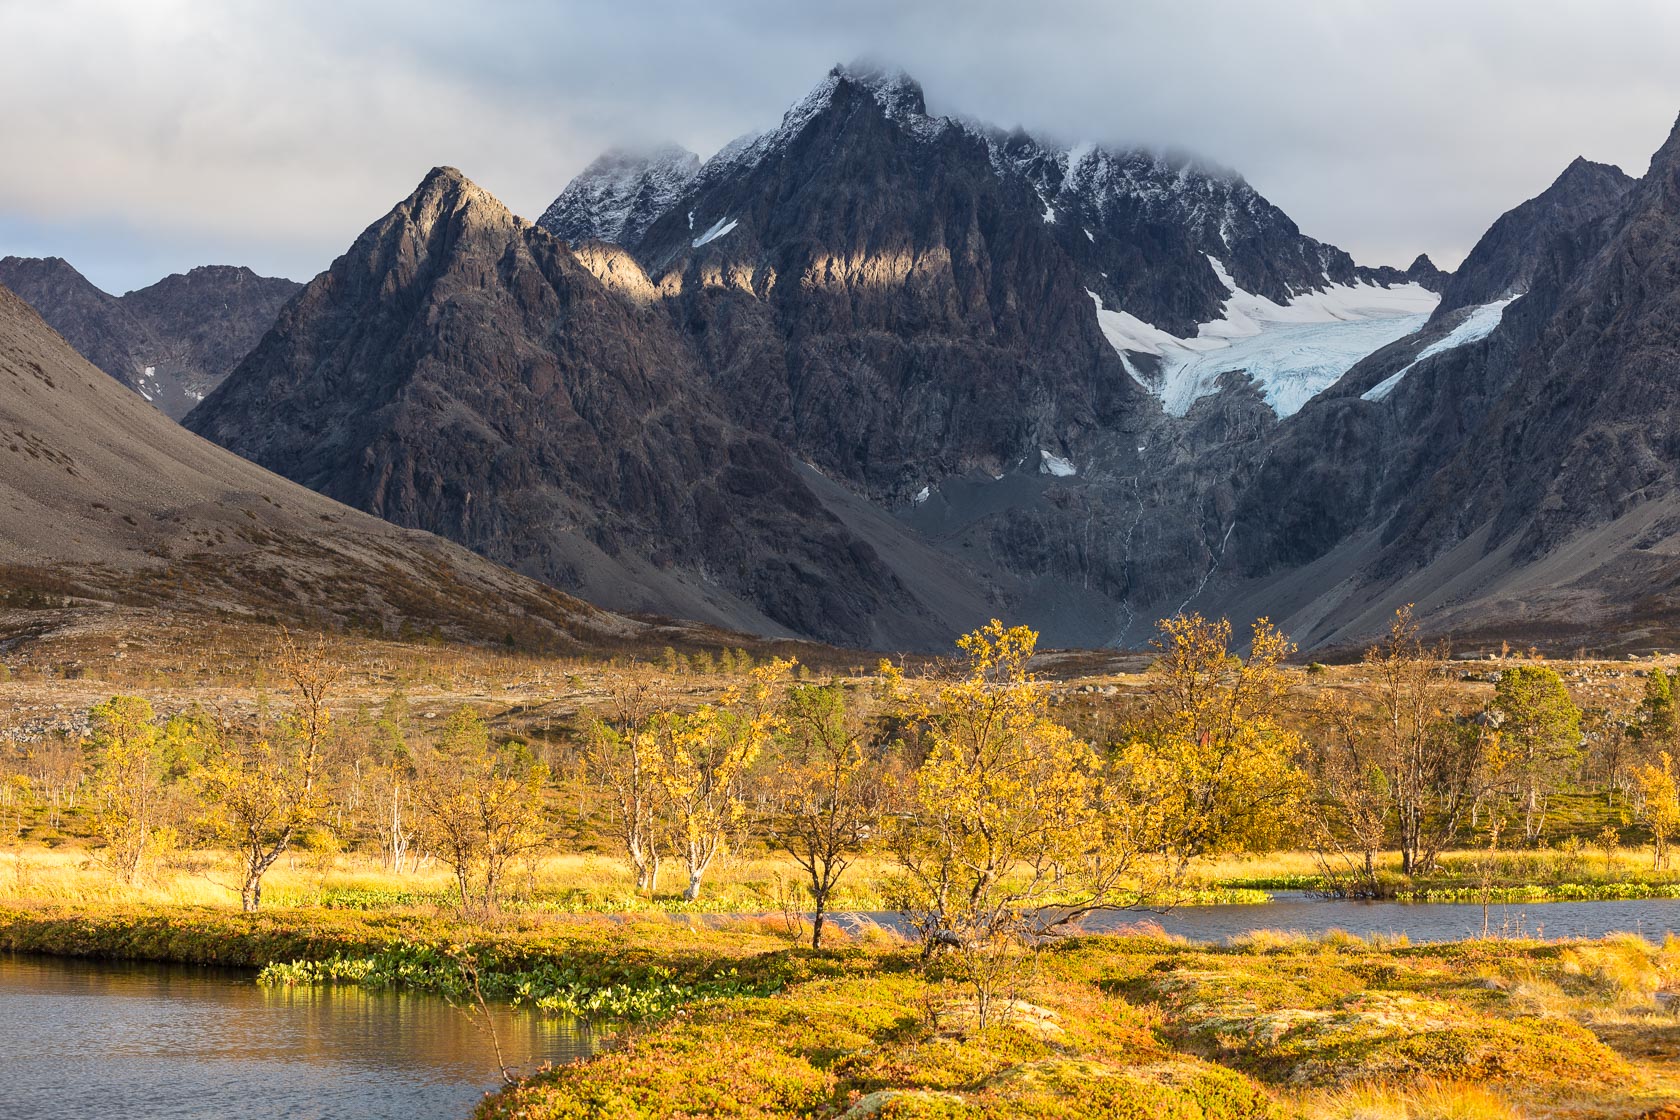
[0,280,634,649]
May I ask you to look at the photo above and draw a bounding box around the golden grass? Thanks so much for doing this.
[1302,1080,1522,1120]
[0,846,911,913]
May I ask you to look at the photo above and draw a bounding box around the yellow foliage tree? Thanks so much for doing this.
[196,719,325,911]
[195,630,344,911]
[85,696,182,884]
[414,708,550,915]
[762,680,895,948]
[893,623,1138,940]
[1637,751,1680,870]
[584,683,664,895]
[650,658,792,901]
[1119,614,1304,876]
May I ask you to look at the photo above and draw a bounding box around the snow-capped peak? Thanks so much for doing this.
[697,62,949,188]
[538,143,700,246]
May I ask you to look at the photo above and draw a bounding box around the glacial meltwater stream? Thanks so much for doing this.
[0,953,602,1120]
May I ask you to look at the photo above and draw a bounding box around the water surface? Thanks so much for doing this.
[0,953,599,1120]
[831,893,1680,944]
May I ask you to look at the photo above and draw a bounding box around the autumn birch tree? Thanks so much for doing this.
[86,697,176,884]
[762,681,892,948]
[195,631,342,910]
[1119,615,1304,876]
[1638,752,1680,870]
[651,659,792,901]
[585,682,664,894]
[414,708,549,915]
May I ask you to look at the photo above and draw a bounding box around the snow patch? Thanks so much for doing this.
[691,217,739,248]
[1039,450,1077,477]
[912,485,931,504]
[1089,257,1439,418]
[1362,297,1517,403]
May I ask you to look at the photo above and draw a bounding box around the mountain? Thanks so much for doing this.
[186,64,1463,651]
[0,277,631,649]
[1197,116,1680,651]
[538,143,700,246]
[1432,156,1635,319]
[183,63,1680,654]
[0,257,299,419]
[186,167,989,649]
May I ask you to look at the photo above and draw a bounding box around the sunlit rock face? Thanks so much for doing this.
[187,167,958,649]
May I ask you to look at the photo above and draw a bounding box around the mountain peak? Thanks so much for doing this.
[538,144,700,245]
[828,61,928,119]
[1649,110,1680,174]
[394,166,515,234]
[1552,154,1631,190]
[411,164,474,199]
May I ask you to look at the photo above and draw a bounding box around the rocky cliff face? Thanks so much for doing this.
[1432,157,1634,318]
[0,256,299,419]
[187,168,980,649]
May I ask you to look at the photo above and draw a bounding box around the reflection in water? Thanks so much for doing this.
[0,954,601,1120]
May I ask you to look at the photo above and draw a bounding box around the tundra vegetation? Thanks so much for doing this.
[6,607,1680,1116]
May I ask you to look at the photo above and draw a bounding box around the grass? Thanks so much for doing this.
[476,927,1680,1119]
[0,847,1268,915]
[1202,846,1680,903]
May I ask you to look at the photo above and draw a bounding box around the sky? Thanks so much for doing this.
[3,0,1679,295]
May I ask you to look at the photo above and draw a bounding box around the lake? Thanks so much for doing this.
[0,953,601,1120]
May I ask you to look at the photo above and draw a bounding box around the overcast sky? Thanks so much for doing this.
[3,0,1678,294]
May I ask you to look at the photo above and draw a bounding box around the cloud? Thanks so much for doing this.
[3,0,1678,292]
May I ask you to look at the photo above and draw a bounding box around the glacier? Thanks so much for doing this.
[1090,257,1438,418]
[1361,296,1518,402]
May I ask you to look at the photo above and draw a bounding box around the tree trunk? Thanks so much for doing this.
[683,869,704,902]
[811,888,829,950]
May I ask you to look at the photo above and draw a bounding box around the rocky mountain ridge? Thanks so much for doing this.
[0,276,643,649]
[0,256,299,419]
[165,65,1680,652]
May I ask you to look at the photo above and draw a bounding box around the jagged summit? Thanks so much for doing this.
[401,165,506,216]
[0,254,299,419]
[1433,152,1634,318]
[538,144,700,245]
[825,61,930,121]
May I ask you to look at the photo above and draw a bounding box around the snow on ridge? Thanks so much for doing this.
[1039,450,1077,477]
[541,145,700,243]
[692,217,739,248]
[696,64,948,190]
[1090,256,1440,418]
[1361,297,1517,403]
